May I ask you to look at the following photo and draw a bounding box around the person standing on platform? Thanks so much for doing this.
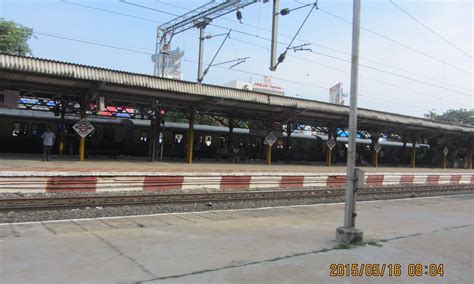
[41,127,56,161]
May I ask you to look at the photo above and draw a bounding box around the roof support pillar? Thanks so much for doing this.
[227,117,235,162]
[266,143,272,165]
[467,140,473,170]
[149,113,162,162]
[401,138,407,166]
[411,136,418,168]
[285,123,293,164]
[186,109,196,164]
[58,101,66,156]
[443,145,448,169]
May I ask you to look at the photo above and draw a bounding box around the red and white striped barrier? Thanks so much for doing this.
[0,172,472,193]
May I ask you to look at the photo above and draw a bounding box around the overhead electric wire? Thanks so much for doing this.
[316,7,472,75]
[283,2,318,51]
[34,32,152,55]
[61,0,162,24]
[63,0,471,92]
[389,0,473,59]
[209,25,472,98]
[226,34,465,106]
[32,31,325,90]
[202,30,232,79]
[119,0,179,17]
[33,31,443,113]
[60,1,471,103]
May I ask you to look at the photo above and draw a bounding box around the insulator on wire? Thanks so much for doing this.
[277,52,286,63]
[236,10,242,23]
[280,8,290,16]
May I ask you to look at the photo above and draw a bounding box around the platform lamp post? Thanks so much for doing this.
[336,0,363,244]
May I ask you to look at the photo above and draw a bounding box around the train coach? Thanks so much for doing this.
[0,108,443,167]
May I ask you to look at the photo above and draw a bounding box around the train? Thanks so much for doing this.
[0,108,442,167]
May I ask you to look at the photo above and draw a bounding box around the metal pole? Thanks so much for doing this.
[156,29,161,76]
[468,142,473,169]
[266,145,272,165]
[79,100,86,162]
[151,117,157,162]
[327,148,332,166]
[160,121,165,161]
[343,0,361,229]
[197,27,205,83]
[79,138,85,161]
[270,0,279,71]
[58,104,65,155]
[411,139,417,168]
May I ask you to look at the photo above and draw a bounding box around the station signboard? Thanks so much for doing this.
[374,143,382,153]
[73,119,95,138]
[326,137,336,150]
[265,131,277,146]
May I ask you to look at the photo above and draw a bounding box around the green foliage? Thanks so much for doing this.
[0,18,33,55]
[197,114,220,126]
[163,110,251,128]
[164,110,187,123]
[424,108,473,126]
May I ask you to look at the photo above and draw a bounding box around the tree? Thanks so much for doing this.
[424,108,474,126]
[0,19,33,55]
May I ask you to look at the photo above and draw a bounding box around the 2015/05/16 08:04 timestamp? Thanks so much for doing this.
[329,263,444,277]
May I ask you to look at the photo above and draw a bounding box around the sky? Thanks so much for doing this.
[1,0,473,118]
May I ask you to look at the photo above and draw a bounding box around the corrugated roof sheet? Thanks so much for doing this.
[1,53,473,134]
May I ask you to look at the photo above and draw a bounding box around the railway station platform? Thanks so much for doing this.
[0,154,473,193]
[1,195,472,283]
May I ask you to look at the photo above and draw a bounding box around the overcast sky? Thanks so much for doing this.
[2,0,473,117]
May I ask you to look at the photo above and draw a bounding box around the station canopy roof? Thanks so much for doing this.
[1,53,473,137]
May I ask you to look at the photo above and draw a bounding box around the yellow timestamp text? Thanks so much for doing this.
[329,263,444,277]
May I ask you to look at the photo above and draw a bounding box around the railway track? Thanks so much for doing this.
[0,184,472,212]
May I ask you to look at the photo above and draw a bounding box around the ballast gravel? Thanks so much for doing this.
[1,190,471,223]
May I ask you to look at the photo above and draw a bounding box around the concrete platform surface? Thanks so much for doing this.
[1,153,472,173]
[1,195,473,284]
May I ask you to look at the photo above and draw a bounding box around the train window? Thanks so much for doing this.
[102,127,115,141]
[204,135,212,146]
[31,123,46,137]
[12,122,28,137]
[174,133,183,144]
[296,139,303,151]
[276,140,284,149]
[88,128,99,139]
[140,131,148,142]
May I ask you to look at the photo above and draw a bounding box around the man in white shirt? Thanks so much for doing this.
[41,127,56,161]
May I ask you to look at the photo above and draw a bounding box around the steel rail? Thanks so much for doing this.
[0,184,472,212]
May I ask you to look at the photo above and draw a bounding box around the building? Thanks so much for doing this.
[329,82,346,105]
[224,76,285,96]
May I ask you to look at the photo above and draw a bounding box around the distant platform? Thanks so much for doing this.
[0,154,472,193]
[1,153,472,174]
